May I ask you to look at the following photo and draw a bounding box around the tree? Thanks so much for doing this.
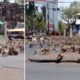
[25,3,46,33]
[63,1,80,36]
[34,14,46,33]
[41,5,46,21]
[3,0,8,2]
[58,20,64,33]
[70,1,80,16]
[25,2,36,32]
[63,1,80,23]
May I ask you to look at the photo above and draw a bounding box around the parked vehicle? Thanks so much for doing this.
[7,22,24,39]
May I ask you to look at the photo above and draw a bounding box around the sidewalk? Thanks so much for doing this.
[28,52,80,63]
[0,54,24,68]
[0,35,24,80]
[0,67,24,80]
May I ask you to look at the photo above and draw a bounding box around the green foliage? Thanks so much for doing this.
[0,31,4,35]
[62,1,80,31]
[25,2,35,15]
[37,15,43,22]
[25,2,36,32]
[41,6,46,20]
[34,14,46,32]
[70,1,80,15]
[25,16,30,31]
[63,1,80,19]
[64,7,73,19]
[25,3,46,32]
[3,0,8,2]
[58,21,64,32]
[58,20,68,33]
[40,20,46,32]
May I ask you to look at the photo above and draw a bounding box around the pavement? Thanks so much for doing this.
[0,40,24,80]
[0,35,8,44]
[0,35,24,80]
[0,67,24,80]
[27,52,80,63]
[0,54,24,68]
[0,54,24,80]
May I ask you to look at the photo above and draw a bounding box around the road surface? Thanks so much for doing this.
[0,54,24,68]
[26,63,80,80]
[26,44,80,80]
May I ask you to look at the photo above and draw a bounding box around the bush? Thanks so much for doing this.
[58,20,64,33]
[0,31,4,35]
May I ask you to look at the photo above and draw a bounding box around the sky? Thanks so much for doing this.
[34,0,80,11]
[9,0,15,3]
[0,0,80,11]
[35,0,80,12]
[0,0,80,6]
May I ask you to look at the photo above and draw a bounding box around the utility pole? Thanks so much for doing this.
[46,1,49,33]
[4,22,7,36]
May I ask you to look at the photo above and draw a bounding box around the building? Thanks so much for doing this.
[0,2,24,22]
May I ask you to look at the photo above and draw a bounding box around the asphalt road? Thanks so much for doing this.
[26,63,80,80]
[26,44,80,80]
[0,54,24,68]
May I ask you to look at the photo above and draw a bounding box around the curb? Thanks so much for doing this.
[28,58,80,63]
[0,66,23,69]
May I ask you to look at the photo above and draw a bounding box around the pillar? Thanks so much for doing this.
[46,0,58,32]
